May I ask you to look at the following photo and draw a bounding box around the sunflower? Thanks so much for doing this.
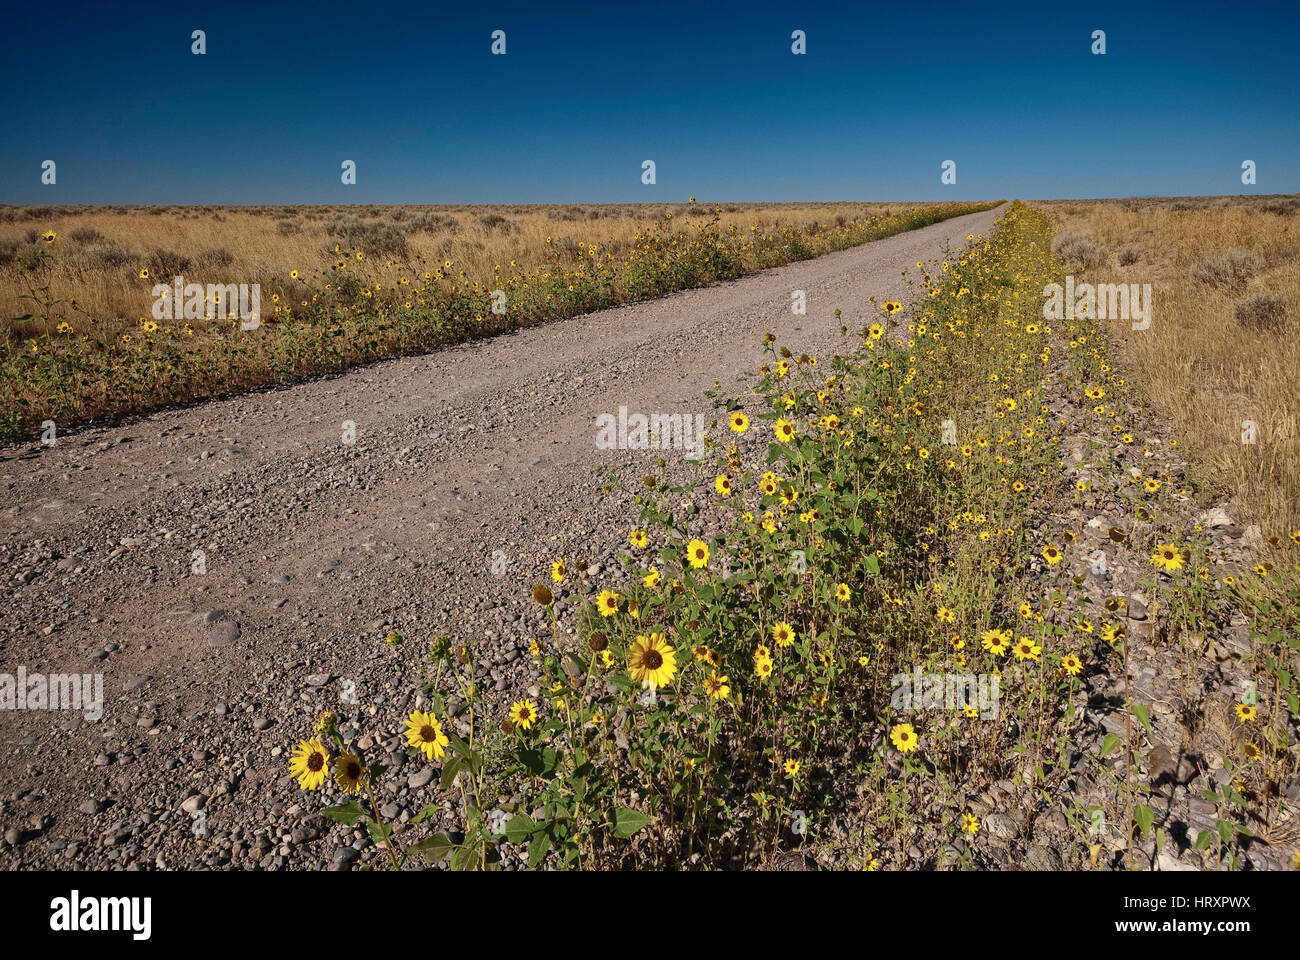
[729,411,749,433]
[714,474,732,496]
[1150,544,1185,573]
[867,323,884,340]
[774,418,795,442]
[288,737,330,790]
[772,621,796,647]
[138,268,150,280]
[980,628,1011,656]
[1013,637,1042,662]
[405,709,449,760]
[835,582,851,603]
[629,529,648,548]
[1041,544,1063,566]
[889,722,918,753]
[551,558,566,583]
[42,230,56,244]
[961,813,980,835]
[783,758,800,779]
[334,751,366,794]
[881,300,903,315]
[628,633,677,689]
[686,538,709,568]
[1061,654,1083,676]
[703,671,730,700]
[643,567,661,588]
[596,589,620,616]
[1235,703,1257,723]
[510,699,538,730]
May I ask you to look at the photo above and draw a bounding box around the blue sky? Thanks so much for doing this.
[1,0,1296,204]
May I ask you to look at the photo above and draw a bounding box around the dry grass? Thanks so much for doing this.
[1036,195,1300,538]
[2,201,918,339]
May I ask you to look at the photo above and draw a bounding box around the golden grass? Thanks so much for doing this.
[2,202,918,338]
[1037,197,1300,538]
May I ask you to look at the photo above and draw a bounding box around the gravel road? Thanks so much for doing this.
[0,203,1006,869]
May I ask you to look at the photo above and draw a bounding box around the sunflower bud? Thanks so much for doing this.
[532,584,553,606]
[384,631,403,647]
[588,631,607,652]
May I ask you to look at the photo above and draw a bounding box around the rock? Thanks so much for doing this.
[206,619,241,646]
[1157,848,1198,871]
[1025,844,1062,870]
[78,798,104,815]
[407,768,434,789]
[332,845,361,866]
[982,813,1020,839]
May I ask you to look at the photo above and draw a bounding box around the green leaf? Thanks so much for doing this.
[1132,704,1151,735]
[863,554,880,576]
[1134,804,1153,838]
[321,800,364,826]
[528,829,551,868]
[611,807,652,839]
[440,755,464,789]
[1195,830,1213,851]
[504,814,537,844]
[410,803,440,825]
[1100,733,1122,757]
[451,840,481,872]
[367,818,391,844]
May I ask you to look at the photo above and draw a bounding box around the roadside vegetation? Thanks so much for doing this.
[0,200,996,441]
[286,203,1300,870]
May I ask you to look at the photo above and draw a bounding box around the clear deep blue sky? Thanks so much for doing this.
[2,0,1297,204]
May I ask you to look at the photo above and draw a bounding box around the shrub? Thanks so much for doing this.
[195,247,234,268]
[275,219,301,236]
[327,217,408,257]
[1052,231,1105,270]
[1191,247,1262,288]
[1117,247,1140,266]
[1234,291,1287,332]
[476,213,515,232]
[67,242,134,271]
[408,213,459,234]
[147,248,192,278]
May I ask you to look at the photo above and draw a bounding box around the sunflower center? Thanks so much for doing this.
[643,650,663,670]
[419,724,436,741]
[308,753,324,771]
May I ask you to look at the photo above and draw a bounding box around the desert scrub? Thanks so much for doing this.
[1234,291,1287,331]
[1052,230,1105,270]
[1,200,998,443]
[1190,247,1263,289]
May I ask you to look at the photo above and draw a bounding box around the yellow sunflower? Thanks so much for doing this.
[628,632,677,689]
[288,737,330,790]
[405,709,449,760]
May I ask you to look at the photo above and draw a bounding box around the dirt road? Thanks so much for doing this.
[0,203,1005,868]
